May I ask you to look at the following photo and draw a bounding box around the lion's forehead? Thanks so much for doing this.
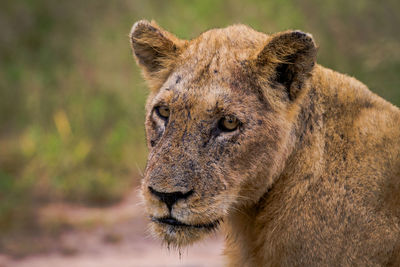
[173,26,268,83]
[183,25,268,60]
[156,76,258,123]
[157,66,259,113]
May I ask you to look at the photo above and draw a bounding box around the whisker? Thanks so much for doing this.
[135,162,144,177]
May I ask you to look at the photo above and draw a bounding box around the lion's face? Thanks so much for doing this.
[131,21,316,247]
[142,70,287,246]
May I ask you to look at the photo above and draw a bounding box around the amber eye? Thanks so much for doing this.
[219,116,240,132]
[155,106,170,119]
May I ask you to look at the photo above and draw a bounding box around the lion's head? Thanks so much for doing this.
[130,20,316,247]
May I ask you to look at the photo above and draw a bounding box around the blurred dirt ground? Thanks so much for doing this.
[0,192,224,267]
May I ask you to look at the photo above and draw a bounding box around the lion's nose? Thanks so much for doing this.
[148,186,194,212]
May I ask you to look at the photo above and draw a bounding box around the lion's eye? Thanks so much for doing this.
[155,106,170,119]
[219,116,240,132]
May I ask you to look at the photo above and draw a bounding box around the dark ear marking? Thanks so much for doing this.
[257,30,317,100]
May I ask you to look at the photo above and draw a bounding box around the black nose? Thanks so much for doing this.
[148,186,194,212]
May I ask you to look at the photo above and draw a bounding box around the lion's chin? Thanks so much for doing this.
[150,216,221,247]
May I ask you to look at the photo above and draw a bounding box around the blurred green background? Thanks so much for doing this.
[0,0,399,255]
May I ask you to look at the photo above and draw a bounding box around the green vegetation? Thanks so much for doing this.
[0,0,399,253]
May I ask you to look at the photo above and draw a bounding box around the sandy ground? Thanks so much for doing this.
[0,192,224,267]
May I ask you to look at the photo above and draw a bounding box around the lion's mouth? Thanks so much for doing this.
[151,216,221,230]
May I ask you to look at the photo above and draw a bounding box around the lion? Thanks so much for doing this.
[129,20,400,266]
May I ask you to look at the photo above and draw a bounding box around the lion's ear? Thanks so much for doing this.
[256,30,317,100]
[130,20,186,90]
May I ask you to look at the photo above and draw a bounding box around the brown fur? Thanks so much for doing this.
[130,20,400,266]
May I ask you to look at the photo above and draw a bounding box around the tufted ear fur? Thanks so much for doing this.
[130,20,187,90]
[256,30,317,100]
